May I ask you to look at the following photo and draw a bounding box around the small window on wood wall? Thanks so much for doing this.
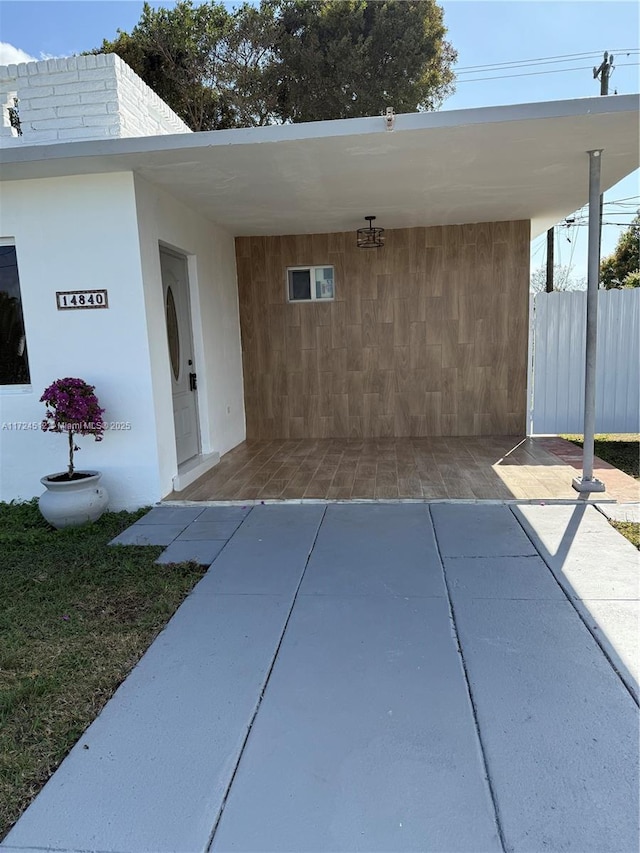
[287,265,335,302]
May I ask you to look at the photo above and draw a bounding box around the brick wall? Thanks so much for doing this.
[0,54,191,147]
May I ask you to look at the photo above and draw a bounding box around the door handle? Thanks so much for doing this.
[189,372,197,391]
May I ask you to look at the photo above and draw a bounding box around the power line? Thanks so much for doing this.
[454,49,639,73]
[561,221,580,289]
[456,62,639,83]
[456,56,600,75]
[566,218,632,226]
[571,220,637,226]
[559,222,637,227]
[567,210,638,218]
[531,237,547,262]
[457,52,639,77]
[556,225,562,270]
[570,199,639,210]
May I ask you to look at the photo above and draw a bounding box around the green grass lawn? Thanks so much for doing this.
[562,434,639,550]
[562,433,639,479]
[0,501,206,838]
[609,521,640,549]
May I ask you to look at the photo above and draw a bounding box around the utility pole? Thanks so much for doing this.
[592,52,614,279]
[545,227,554,292]
[593,51,614,95]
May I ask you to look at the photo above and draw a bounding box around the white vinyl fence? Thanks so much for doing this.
[528,288,640,435]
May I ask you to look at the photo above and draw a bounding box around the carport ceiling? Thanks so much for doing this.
[2,95,638,238]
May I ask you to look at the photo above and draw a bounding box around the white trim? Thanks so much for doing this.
[185,251,213,456]
[2,95,637,167]
[526,292,535,437]
[0,384,32,394]
[171,451,220,492]
[156,242,213,459]
[159,244,202,466]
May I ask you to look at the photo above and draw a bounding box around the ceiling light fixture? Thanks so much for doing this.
[357,215,385,249]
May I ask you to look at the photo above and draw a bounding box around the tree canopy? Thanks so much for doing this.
[93,0,456,130]
[530,264,586,293]
[600,214,640,289]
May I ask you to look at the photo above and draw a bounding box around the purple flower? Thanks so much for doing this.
[41,377,106,476]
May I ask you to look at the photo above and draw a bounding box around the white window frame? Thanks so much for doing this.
[286,265,335,303]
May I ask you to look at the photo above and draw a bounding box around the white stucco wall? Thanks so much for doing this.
[0,172,163,509]
[0,54,191,147]
[133,174,246,498]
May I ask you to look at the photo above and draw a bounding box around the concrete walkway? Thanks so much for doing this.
[4,504,638,853]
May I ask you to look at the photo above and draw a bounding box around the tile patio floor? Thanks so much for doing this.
[166,435,639,503]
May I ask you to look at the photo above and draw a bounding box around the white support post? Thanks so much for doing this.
[572,149,606,493]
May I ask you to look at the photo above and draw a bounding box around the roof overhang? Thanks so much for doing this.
[1,95,638,238]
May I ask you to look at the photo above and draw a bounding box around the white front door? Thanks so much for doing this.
[160,249,200,466]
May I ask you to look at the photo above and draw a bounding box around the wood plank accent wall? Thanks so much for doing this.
[236,221,530,439]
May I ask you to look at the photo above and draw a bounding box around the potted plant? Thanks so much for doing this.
[38,377,109,529]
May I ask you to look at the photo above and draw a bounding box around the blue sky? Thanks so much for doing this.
[1,0,638,282]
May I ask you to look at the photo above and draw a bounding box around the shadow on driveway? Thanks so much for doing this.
[4,503,638,853]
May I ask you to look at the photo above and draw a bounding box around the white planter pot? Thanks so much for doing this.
[39,471,109,529]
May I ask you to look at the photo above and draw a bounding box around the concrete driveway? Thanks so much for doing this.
[4,503,638,853]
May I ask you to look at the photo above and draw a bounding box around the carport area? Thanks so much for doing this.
[165,435,639,502]
[5,503,638,853]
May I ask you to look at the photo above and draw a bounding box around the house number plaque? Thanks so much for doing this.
[56,289,109,310]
